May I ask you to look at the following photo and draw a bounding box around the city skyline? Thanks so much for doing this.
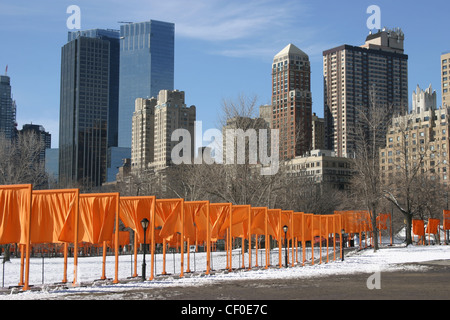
[1,0,449,148]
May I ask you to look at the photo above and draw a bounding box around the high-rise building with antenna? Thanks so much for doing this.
[0,72,17,140]
[323,28,409,157]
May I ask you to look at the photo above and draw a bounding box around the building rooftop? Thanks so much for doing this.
[274,43,308,59]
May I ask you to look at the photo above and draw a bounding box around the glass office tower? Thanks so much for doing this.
[0,75,17,140]
[59,29,120,187]
[68,29,120,148]
[118,20,175,148]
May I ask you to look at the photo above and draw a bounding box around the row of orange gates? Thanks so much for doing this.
[1,184,449,291]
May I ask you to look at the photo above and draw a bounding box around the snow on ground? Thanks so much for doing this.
[0,241,449,300]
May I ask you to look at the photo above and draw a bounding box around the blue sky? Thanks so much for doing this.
[1,0,449,148]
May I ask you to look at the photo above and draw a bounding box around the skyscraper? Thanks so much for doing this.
[118,20,175,148]
[153,90,195,169]
[323,28,408,157]
[271,44,312,160]
[59,29,120,187]
[442,52,450,108]
[131,97,156,171]
[131,90,195,171]
[68,29,121,148]
[0,74,17,140]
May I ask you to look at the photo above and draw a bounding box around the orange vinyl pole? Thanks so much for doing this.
[113,196,120,284]
[340,215,343,260]
[311,215,314,265]
[101,241,107,280]
[18,244,24,286]
[225,230,229,270]
[290,212,294,267]
[72,189,80,287]
[265,208,269,269]
[241,237,245,269]
[63,243,68,283]
[295,237,298,264]
[186,238,191,273]
[229,204,233,271]
[255,235,258,267]
[364,213,367,248]
[180,200,184,278]
[319,216,322,265]
[22,185,32,291]
[278,211,282,268]
[162,239,167,275]
[248,208,252,270]
[326,216,329,264]
[333,214,336,261]
[149,198,155,280]
[302,214,305,266]
[206,202,211,275]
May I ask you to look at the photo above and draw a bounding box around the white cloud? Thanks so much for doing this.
[171,0,296,42]
[92,0,313,56]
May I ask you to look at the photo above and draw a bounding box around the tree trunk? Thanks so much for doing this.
[404,213,413,246]
[371,208,379,251]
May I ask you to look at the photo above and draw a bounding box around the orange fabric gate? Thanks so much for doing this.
[0,184,32,290]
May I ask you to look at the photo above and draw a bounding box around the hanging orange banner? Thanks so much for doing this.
[119,196,155,244]
[281,210,293,238]
[108,231,130,247]
[303,214,313,241]
[376,213,390,231]
[210,203,232,240]
[426,219,440,234]
[292,212,303,238]
[267,209,281,239]
[184,201,209,242]
[156,198,184,241]
[0,184,32,245]
[443,210,450,230]
[31,189,79,244]
[412,220,425,236]
[250,207,269,235]
[228,205,250,238]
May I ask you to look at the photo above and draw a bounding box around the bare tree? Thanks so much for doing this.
[351,87,395,251]
[382,110,447,245]
[0,132,48,188]
[218,93,259,128]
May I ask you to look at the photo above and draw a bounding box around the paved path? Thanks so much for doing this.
[16,259,447,301]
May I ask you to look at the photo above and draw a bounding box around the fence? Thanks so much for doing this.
[1,184,430,291]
